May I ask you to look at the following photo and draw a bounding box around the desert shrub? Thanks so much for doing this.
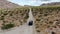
[9,13,13,16]
[44,13,48,16]
[21,13,24,16]
[36,19,41,21]
[3,13,8,15]
[36,30,40,32]
[35,26,39,28]
[24,14,29,19]
[51,32,56,34]
[1,23,14,30]
[49,21,53,24]
[40,12,43,14]
[38,15,41,17]
[25,15,29,19]
[47,25,50,28]
[2,11,8,15]
[0,16,4,20]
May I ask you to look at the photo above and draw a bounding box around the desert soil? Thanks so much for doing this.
[0,8,37,34]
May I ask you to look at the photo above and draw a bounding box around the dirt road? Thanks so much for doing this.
[0,8,36,34]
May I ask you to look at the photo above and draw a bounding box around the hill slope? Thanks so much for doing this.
[41,2,60,6]
[0,0,21,9]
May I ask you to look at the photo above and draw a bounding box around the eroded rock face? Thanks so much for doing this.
[32,7,60,34]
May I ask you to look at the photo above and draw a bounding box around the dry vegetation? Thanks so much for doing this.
[0,6,60,34]
[31,6,60,34]
[0,8,29,30]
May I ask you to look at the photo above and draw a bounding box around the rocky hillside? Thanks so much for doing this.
[0,0,21,9]
[41,2,60,6]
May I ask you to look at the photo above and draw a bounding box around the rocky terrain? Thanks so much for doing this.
[41,2,60,6]
[1,0,60,34]
[0,6,60,34]
[0,0,21,9]
[0,8,29,31]
[31,6,60,34]
[0,0,60,33]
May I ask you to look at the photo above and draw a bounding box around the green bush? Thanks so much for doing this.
[0,16,4,20]
[1,23,14,30]
[24,14,29,19]
[36,30,40,32]
[36,19,41,21]
[44,13,48,16]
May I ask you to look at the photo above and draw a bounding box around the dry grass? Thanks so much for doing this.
[0,6,60,34]
[0,8,29,30]
[31,6,60,34]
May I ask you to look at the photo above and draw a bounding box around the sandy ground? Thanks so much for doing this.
[0,23,34,34]
[0,8,36,34]
[0,8,60,34]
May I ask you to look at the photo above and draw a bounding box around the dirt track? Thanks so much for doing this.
[0,8,36,34]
